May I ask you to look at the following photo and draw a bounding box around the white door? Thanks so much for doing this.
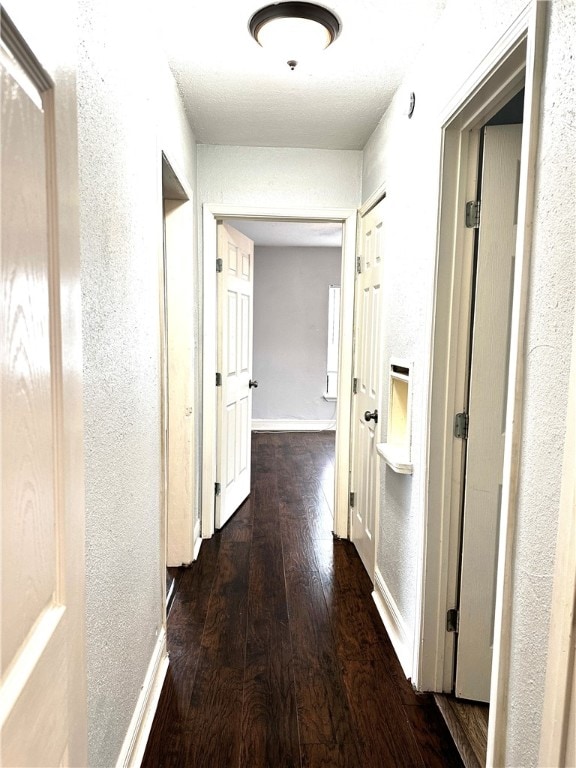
[350,198,386,579]
[163,191,196,566]
[456,124,523,701]
[1,11,87,766]
[216,223,255,528]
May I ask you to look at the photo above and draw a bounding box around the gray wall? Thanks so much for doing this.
[253,246,342,422]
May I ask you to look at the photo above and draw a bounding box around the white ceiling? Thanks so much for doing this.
[160,0,447,150]
[226,219,343,247]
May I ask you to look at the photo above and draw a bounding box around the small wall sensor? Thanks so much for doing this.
[287,60,298,70]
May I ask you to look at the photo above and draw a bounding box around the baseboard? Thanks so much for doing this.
[116,628,169,768]
[373,567,413,679]
[193,519,202,561]
[251,419,336,432]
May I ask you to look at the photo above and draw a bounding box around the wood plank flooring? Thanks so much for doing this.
[143,432,463,768]
[434,694,489,768]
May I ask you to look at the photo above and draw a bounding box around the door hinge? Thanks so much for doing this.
[216,257,223,273]
[216,372,222,387]
[215,482,221,497]
[454,412,469,439]
[352,377,358,395]
[349,491,355,508]
[446,608,459,633]
[465,200,481,229]
[356,256,362,274]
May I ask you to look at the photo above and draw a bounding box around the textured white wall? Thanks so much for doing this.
[76,1,197,765]
[507,0,576,760]
[198,145,362,209]
[362,1,576,765]
[253,246,342,421]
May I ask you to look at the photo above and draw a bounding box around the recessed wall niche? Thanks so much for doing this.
[377,358,413,474]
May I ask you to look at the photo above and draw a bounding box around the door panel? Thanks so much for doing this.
[216,223,254,528]
[456,124,523,701]
[1,10,86,765]
[350,198,386,579]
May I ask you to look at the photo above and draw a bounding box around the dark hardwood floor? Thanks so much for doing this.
[143,431,463,768]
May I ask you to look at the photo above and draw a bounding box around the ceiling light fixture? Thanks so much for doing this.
[249,2,341,70]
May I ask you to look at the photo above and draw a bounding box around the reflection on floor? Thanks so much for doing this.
[143,431,463,767]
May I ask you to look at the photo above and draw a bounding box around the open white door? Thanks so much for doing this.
[350,198,386,580]
[456,124,523,701]
[162,162,197,566]
[1,9,87,765]
[216,223,255,528]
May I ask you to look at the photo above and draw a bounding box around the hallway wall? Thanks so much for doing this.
[197,145,362,210]
[253,246,342,423]
[76,2,197,765]
[362,1,576,765]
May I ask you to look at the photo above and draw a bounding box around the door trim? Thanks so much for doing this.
[201,204,357,540]
[415,2,546,765]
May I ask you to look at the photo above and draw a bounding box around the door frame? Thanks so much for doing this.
[415,1,546,764]
[161,154,198,568]
[201,204,357,539]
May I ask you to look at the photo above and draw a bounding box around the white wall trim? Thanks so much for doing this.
[193,519,202,561]
[359,182,386,217]
[373,568,413,679]
[116,629,168,768]
[202,204,357,540]
[252,419,336,432]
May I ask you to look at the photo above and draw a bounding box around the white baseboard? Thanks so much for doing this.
[116,628,169,768]
[373,567,413,679]
[252,419,336,432]
[193,519,202,560]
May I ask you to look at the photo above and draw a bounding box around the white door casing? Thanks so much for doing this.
[456,124,523,702]
[216,223,254,528]
[350,197,386,580]
[201,206,357,541]
[417,5,546,764]
[1,8,87,766]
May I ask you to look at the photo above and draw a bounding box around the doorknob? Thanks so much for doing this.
[249,379,258,389]
[364,409,378,423]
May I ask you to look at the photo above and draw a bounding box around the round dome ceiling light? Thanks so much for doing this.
[249,2,341,70]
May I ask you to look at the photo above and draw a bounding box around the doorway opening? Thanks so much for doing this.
[161,154,196,615]
[201,206,357,541]
[434,89,524,765]
[215,218,343,531]
[228,218,343,433]
[418,5,545,766]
